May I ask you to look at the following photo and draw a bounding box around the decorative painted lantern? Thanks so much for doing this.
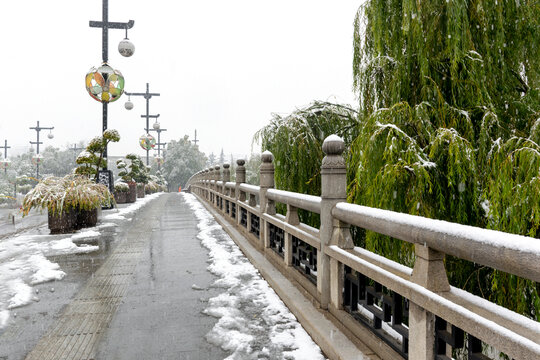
[139,134,156,150]
[0,158,11,169]
[153,121,160,130]
[47,132,54,139]
[155,155,164,165]
[32,154,43,165]
[118,38,135,57]
[85,63,125,103]
[125,100,134,110]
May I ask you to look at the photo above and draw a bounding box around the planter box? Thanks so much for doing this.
[127,183,137,203]
[75,208,98,229]
[137,185,145,198]
[48,209,76,234]
[114,191,128,204]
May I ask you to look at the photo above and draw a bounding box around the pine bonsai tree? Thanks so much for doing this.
[75,129,120,179]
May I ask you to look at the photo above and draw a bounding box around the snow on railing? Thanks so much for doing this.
[333,202,540,283]
[267,188,321,214]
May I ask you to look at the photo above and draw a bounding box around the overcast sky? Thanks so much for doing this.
[0,0,361,160]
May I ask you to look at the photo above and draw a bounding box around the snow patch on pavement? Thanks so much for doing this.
[182,192,325,360]
[0,193,164,330]
[103,193,163,221]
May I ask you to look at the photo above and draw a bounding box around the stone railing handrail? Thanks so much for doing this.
[238,183,260,196]
[184,136,540,360]
[333,202,540,283]
[267,188,321,214]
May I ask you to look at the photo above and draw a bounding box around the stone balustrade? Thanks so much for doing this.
[185,135,540,360]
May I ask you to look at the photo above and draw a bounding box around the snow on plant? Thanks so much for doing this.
[75,130,120,178]
[117,154,148,184]
[114,181,129,193]
[22,174,114,216]
[144,181,159,194]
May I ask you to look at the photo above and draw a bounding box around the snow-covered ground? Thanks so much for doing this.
[0,193,163,330]
[182,192,326,360]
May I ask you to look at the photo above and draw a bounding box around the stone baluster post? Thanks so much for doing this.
[284,204,299,266]
[223,163,231,214]
[236,159,246,202]
[319,135,347,310]
[207,168,212,201]
[409,245,450,359]
[214,165,221,208]
[260,151,275,248]
[223,163,231,195]
[203,169,208,200]
[236,159,246,226]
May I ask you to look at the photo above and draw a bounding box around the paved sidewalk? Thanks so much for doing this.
[22,193,227,360]
[0,208,48,240]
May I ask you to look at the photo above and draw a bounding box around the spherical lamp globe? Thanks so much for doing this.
[139,134,156,150]
[85,63,125,103]
[118,39,135,57]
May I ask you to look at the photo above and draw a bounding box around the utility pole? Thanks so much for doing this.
[29,121,54,179]
[0,140,10,174]
[89,0,134,166]
[125,83,160,165]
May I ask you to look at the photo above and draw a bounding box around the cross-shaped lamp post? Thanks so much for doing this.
[29,121,54,179]
[192,129,199,146]
[88,0,134,168]
[0,140,11,174]
[125,83,161,165]
[70,144,85,163]
[149,123,167,171]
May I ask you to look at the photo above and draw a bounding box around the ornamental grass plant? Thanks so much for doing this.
[22,174,114,217]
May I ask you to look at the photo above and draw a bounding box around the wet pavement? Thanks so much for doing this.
[0,208,48,240]
[0,193,227,360]
[95,193,227,360]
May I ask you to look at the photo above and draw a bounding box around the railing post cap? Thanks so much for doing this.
[261,150,274,163]
[223,163,230,169]
[237,159,245,166]
[214,165,220,170]
[322,134,345,155]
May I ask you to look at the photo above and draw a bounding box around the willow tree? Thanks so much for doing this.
[254,101,359,225]
[351,0,540,318]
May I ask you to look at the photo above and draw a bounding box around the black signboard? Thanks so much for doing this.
[97,169,114,193]
[97,170,114,209]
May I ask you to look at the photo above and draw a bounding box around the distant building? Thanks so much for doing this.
[107,156,125,180]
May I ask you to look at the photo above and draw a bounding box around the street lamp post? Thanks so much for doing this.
[0,140,10,174]
[29,121,54,179]
[149,126,167,171]
[89,0,134,167]
[125,83,160,165]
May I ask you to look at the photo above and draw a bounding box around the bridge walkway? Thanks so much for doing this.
[24,193,228,360]
[19,192,346,360]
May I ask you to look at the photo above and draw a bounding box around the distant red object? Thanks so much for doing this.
[178,186,182,192]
